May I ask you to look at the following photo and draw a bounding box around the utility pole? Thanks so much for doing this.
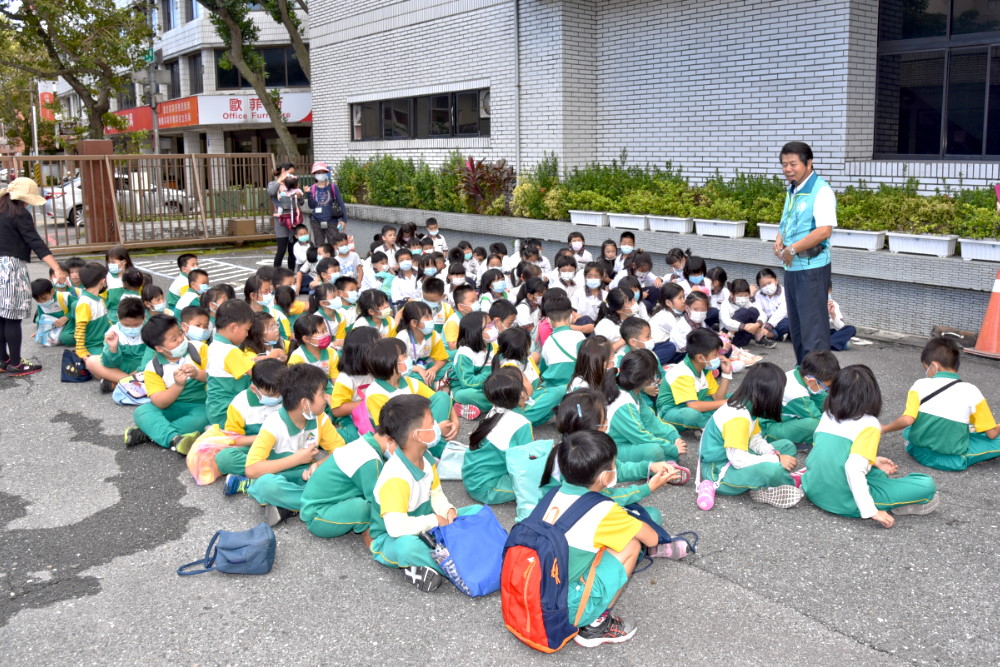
[147,6,160,154]
[29,80,39,156]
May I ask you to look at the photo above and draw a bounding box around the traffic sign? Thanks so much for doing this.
[143,48,154,63]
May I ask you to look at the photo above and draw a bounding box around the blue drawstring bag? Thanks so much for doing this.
[60,349,91,383]
[177,522,276,576]
[430,505,508,597]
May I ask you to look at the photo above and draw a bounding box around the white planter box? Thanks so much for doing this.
[568,210,608,227]
[695,218,747,239]
[648,215,694,234]
[608,213,648,231]
[959,238,1000,262]
[886,232,958,258]
[830,228,886,251]
[758,223,779,242]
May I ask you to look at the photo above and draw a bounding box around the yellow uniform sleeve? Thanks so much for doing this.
[593,504,643,552]
[903,390,921,419]
[318,415,346,451]
[245,429,278,467]
[850,426,881,464]
[194,343,209,370]
[444,319,460,346]
[670,374,698,404]
[971,399,997,432]
[706,370,719,396]
[224,403,246,435]
[144,369,168,396]
[74,300,92,358]
[287,352,305,366]
[335,317,347,341]
[224,347,255,379]
[430,333,449,362]
[330,379,355,409]
[328,349,340,381]
[721,416,752,452]
[367,392,389,425]
[431,465,442,490]
[377,477,412,516]
[289,301,307,316]
[407,377,436,399]
[384,317,397,337]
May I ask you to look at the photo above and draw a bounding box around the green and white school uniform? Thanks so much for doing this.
[522,325,584,425]
[759,368,825,445]
[167,272,189,309]
[614,344,662,411]
[174,289,201,311]
[699,404,796,495]
[73,291,111,357]
[903,372,1000,471]
[657,356,720,430]
[214,388,282,477]
[350,314,395,338]
[396,328,450,384]
[802,414,936,517]
[288,345,339,394]
[369,451,479,573]
[462,409,534,505]
[206,334,254,428]
[499,356,540,390]
[267,304,293,341]
[104,273,125,324]
[245,408,345,511]
[329,372,373,442]
[451,345,494,412]
[99,322,148,374]
[35,290,76,347]
[133,342,210,448]
[606,389,681,462]
[299,433,386,538]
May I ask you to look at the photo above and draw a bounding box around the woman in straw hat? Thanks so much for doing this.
[0,177,68,376]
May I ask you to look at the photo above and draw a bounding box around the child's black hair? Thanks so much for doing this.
[334,275,358,292]
[177,253,197,271]
[800,350,841,383]
[398,222,416,240]
[687,327,723,358]
[380,394,432,448]
[452,284,476,308]
[571,336,618,404]
[280,362,326,412]
[202,285,230,313]
[288,313,324,357]
[597,288,629,326]
[422,277,445,296]
[64,256,87,271]
[338,326,381,375]
[399,300,432,336]
[255,265,277,284]
[706,266,728,288]
[244,275,269,302]
[106,245,133,267]
[654,283,685,314]
[283,175,300,191]
[727,361,785,421]
[216,298,254,329]
[480,268,505,294]
[447,247,466,266]
[553,430,617,487]
[554,389,608,437]
[273,285,296,313]
[80,262,108,289]
[316,257,340,277]
[187,268,209,286]
[30,278,53,300]
[244,311,277,355]
[619,316,650,346]
[273,267,295,286]
[457,311,490,353]
[727,278,752,295]
[141,284,164,304]
[542,295,573,322]
[366,337,407,380]
[615,349,659,393]
[921,336,961,371]
[489,241,508,256]
[395,248,413,265]
[515,276,546,307]
[619,231,635,244]
[370,251,388,266]
[683,256,707,279]
[686,291,710,307]
[122,267,146,290]
[425,216,439,228]
[469,367,525,450]
[357,288,388,318]
[309,283,338,315]
[251,358,286,394]
[140,313,180,349]
[826,364,883,420]
[665,247,688,266]
[755,268,778,286]
[489,298,517,323]
[118,297,146,321]
[493,326,532,369]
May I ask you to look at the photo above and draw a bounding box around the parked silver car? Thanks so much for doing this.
[43,174,199,227]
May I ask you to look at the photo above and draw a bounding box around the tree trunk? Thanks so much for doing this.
[276,0,310,82]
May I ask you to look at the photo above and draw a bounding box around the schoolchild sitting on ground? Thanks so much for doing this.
[421,277,453,336]
[648,283,685,365]
[206,299,260,428]
[141,284,171,319]
[395,301,449,386]
[167,253,198,309]
[462,367,536,505]
[308,283,342,341]
[537,429,661,647]
[450,311,497,419]
[30,278,73,347]
[882,336,999,471]
[759,350,840,448]
[593,288,635,352]
[242,311,289,359]
[514,277,546,335]
[174,268,210,311]
[243,363,348,527]
[523,296,584,426]
[73,262,111,360]
[363,337,458,457]
[329,327,380,441]
[269,285,298,338]
[245,274,275,316]
[719,278,767,349]
[103,245,134,324]
[803,365,939,527]
[493,326,540,390]
[668,292,712,359]
[180,305,212,346]
[202,284,231,329]
[444,284,478,350]
[351,288,396,337]
[827,285,857,351]
[127,314,210,453]
[658,328,732,432]
[606,349,685,463]
[287,314,339,395]
[753,268,788,347]
[698,362,803,508]
[216,359,287,494]
[86,297,148,393]
[368,394,482,592]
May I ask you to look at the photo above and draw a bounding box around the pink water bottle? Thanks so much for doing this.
[696,479,716,511]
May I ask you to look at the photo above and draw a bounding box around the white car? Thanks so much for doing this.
[43,175,199,227]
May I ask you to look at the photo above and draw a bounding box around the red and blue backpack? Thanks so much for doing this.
[500,488,607,652]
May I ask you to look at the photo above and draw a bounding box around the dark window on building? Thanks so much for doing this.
[161,0,176,32]
[351,89,491,141]
[117,85,137,111]
[185,0,200,22]
[215,47,308,89]
[876,1,1000,157]
[166,59,181,99]
[287,47,308,86]
[189,53,203,95]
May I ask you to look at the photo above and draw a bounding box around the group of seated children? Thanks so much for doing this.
[30,221,996,649]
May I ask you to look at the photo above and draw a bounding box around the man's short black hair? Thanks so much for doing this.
[780,141,813,164]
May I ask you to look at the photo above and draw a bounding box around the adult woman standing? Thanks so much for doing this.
[268,161,296,269]
[0,178,68,375]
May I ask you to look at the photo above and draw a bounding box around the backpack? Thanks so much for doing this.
[310,183,343,219]
[177,522,276,576]
[500,488,608,653]
[60,349,92,383]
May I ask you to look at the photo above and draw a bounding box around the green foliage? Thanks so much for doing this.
[456,156,516,215]
[953,203,1000,240]
[566,190,616,215]
[530,152,560,191]
[434,151,464,213]
[335,157,366,204]
[512,182,546,219]
[543,185,571,221]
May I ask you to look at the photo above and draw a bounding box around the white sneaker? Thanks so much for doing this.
[892,494,940,516]
[749,485,804,508]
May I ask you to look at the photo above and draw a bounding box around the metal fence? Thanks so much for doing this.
[0,153,280,253]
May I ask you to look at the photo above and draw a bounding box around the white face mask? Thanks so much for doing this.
[560,271,575,283]
[689,310,707,324]
[761,283,777,296]
[641,339,655,351]
[603,467,617,488]
[451,277,466,287]
[571,241,583,251]
[734,296,751,308]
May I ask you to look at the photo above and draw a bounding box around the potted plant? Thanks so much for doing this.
[608,189,650,231]
[885,195,959,257]
[758,223,780,243]
[956,204,1000,262]
[643,183,694,233]
[691,193,746,239]
[566,190,613,227]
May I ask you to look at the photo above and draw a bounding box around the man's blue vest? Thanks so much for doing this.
[779,171,833,272]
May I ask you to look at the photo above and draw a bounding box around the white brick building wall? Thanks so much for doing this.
[310,0,1000,193]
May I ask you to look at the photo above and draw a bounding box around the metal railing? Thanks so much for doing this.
[1,153,280,253]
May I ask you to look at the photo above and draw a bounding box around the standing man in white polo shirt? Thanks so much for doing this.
[773,141,836,364]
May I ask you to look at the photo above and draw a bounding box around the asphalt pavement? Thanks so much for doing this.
[1,243,999,665]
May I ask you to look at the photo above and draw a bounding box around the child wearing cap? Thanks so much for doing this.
[307,161,347,247]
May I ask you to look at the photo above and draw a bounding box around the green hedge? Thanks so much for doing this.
[334,152,1000,240]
